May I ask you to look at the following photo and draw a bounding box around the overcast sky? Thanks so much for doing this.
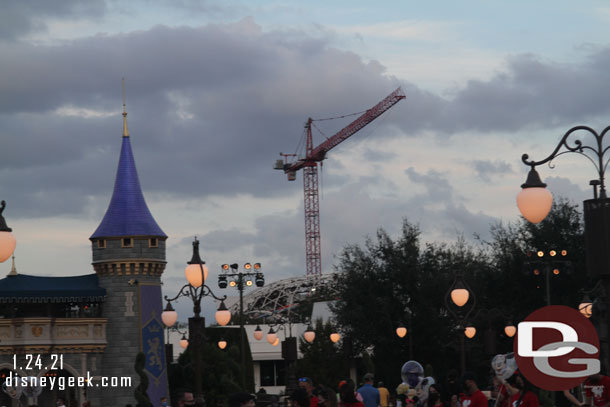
[2,0,610,323]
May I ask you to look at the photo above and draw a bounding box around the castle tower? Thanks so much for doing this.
[89,97,168,406]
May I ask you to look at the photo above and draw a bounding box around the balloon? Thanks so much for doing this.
[491,353,517,380]
[401,360,424,388]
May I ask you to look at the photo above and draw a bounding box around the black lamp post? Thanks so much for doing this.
[161,238,231,403]
[518,125,610,370]
[0,201,17,263]
[165,323,188,365]
[218,262,264,390]
[444,273,475,374]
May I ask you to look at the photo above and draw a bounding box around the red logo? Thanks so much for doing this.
[514,305,600,391]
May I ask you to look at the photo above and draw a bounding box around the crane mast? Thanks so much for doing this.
[275,87,405,276]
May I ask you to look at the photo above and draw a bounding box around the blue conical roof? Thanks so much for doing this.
[91,130,166,239]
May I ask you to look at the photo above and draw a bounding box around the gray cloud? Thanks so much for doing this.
[0,0,106,40]
[471,159,513,182]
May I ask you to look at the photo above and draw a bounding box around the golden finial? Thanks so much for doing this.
[122,78,130,138]
[8,255,17,277]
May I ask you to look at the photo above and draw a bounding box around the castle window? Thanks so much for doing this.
[97,239,106,248]
[149,238,158,248]
[122,238,134,248]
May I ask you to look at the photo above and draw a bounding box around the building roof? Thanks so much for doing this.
[0,274,106,303]
[90,114,166,239]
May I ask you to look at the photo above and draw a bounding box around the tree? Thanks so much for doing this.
[330,200,588,391]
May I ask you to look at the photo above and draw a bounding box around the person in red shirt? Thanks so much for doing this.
[507,374,539,407]
[451,372,488,407]
[584,374,610,407]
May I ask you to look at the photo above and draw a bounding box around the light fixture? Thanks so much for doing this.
[185,239,208,287]
[254,263,261,270]
[246,280,253,286]
[537,251,544,257]
[254,325,263,341]
[504,323,517,338]
[0,201,16,263]
[244,263,252,270]
[396,325,407,338]
[464,326,476,338]
[304,324,315,343]
[272,337,280,346]
[218,339,227,350]
[179,334,188,349]
[266,327,278,344]
[553,268,560,275]
[330,332,341,343]
[517,167,553,224]
[215,300,231,326]
[450,277,470,307]
[161,302,178,327]
[579,295,593,318]
[229,281,237,287]
[550,250,557,257]
[255,273,265,287]
[218,275,228,289]
[222,264,230,270]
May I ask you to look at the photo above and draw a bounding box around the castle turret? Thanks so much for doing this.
[89,94,168,406]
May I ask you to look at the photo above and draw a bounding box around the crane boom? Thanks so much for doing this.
[275,87,405,276]
[285,87,405,173]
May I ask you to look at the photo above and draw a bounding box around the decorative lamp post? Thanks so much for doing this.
[164,322,188,364]
[160,238,229,402]
[218,262,263,390]
[519,125,610,369]
[445,273,475,374]
[0,201,16,263]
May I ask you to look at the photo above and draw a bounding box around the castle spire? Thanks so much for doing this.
[7,255,17,277]
[90,87,166,240]
[122,78,129,138]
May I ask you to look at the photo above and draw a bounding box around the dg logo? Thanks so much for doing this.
[514,305,600,391]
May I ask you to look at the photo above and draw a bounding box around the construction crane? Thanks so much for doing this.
[274,87,406,276]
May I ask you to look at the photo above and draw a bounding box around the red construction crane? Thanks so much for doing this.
[274,87,406,276]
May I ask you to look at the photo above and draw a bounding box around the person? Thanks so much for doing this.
[427,384,444,407]
[584,374,610,407]
[378,382,390,407]
[507,373,539,407]
[340,381,365,407]
[161,396,171,407]
[293,389,314,407]
[177,391,196,407]
[229,392,256,407]
[358,373,380,407]
[450,372,487,407]
[300,377,319,407]
[57,398,67,407]
[317,385,338,407]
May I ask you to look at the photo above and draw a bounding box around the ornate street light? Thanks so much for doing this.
[445,273,475,374]
[160,238,229,402]
[179,334,189,349]
[0,201,16,263]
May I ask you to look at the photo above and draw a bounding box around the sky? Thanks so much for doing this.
[2,0,610,323]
